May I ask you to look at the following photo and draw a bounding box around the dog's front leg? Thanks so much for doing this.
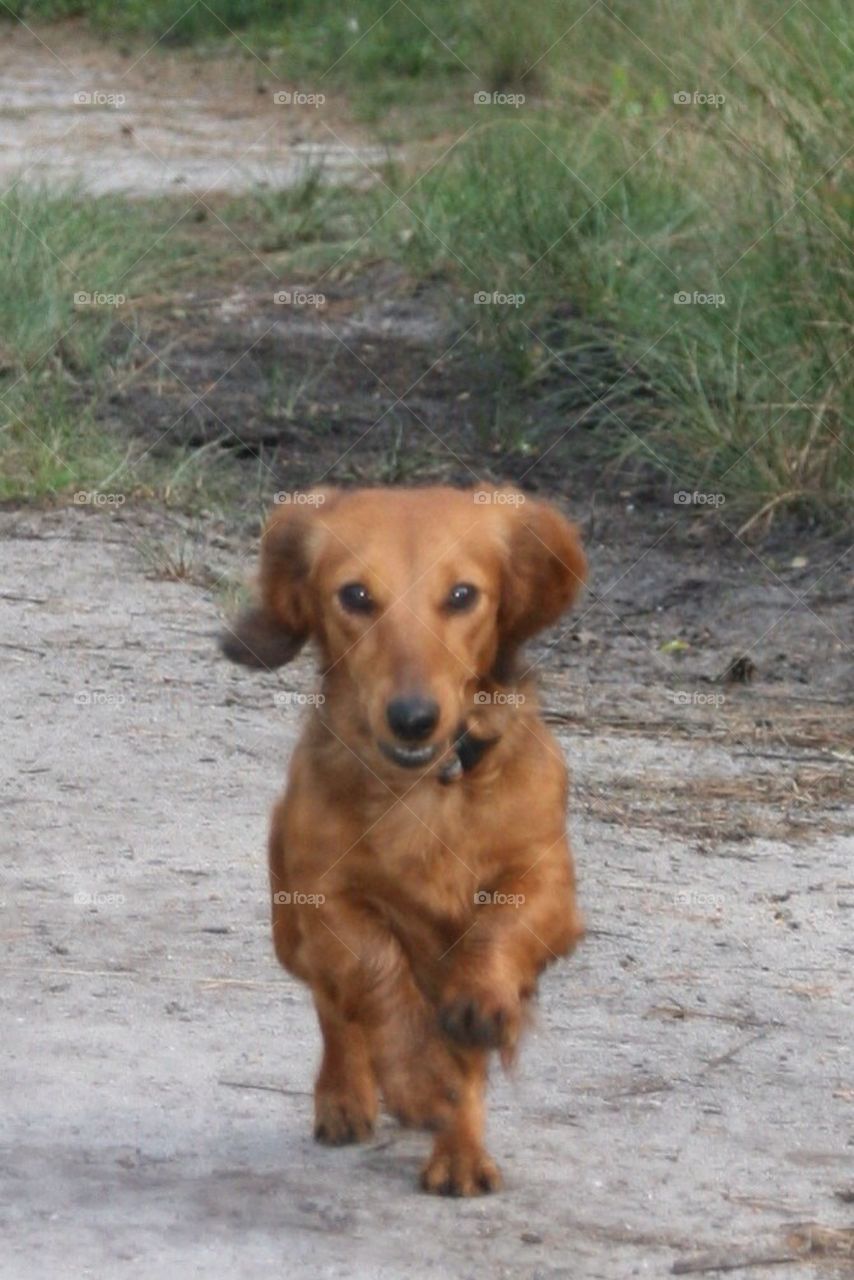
[420,1045,502,1196]
[312,989,379,1145]
[438,849,584,1056]
[299,900,402,1146]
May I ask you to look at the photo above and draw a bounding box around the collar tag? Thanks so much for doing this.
[438,727,498,784]
[438,754,464,784]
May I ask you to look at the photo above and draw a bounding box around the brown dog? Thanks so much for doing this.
[221,485,586,1195]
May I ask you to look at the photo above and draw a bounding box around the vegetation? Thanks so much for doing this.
[0,190,244,504]
[1,1,851,525]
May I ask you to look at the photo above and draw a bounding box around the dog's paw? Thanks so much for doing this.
[420,1146,502,1196]
[314,1094,376,1145]
[438,987,521,1050]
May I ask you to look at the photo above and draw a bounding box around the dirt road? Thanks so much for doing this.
[0,22,384,195]
[3,504,852,1279]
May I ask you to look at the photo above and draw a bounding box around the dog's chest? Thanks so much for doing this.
[375,781,494,854]
[347,784,494,912]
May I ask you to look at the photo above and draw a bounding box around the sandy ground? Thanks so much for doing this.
[2,504,852,1280]
[0,22,386,195]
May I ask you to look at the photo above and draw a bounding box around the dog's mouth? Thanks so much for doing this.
[378,741,440,770]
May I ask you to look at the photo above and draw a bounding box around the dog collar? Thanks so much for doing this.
[439,727,498,784]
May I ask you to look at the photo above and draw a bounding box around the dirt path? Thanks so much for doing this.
[0,22,385,195]
[2,505,852,1279]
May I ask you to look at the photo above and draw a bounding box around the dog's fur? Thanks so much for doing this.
[222,485,586,1195]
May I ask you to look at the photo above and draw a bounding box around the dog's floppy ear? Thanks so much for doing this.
[220,491,335,670]
[497,491,586,668]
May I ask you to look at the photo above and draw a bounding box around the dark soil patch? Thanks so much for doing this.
[96,258,647,499]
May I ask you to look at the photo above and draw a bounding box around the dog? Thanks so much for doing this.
[221,484,587,1195]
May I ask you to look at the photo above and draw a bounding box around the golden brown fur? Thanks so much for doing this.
[222,485,586,1195]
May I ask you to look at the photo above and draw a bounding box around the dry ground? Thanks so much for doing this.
[0,21,384,195]
[2,502,852,1280]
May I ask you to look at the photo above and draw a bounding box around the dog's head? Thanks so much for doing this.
[222,486,585,773]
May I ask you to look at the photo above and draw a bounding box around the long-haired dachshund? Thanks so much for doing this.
[221,485,586,1195]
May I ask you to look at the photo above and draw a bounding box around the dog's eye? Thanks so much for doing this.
[338,582,375,614]
[446,583,479,611]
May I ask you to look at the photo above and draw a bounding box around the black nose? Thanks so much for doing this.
[386,695,439,742]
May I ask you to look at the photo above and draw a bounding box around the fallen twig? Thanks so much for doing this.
[700,1030,769,1074]
[219,1079,312,1098]
[672,1246,800,1274]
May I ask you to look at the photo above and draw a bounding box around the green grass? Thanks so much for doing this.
[3,0,285,31]
[0,187,142,499]
[392,115,851,521]
[0,188,247,505]
[2,0,852,527]
[372,0,852,525]
[4,1,526,96]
